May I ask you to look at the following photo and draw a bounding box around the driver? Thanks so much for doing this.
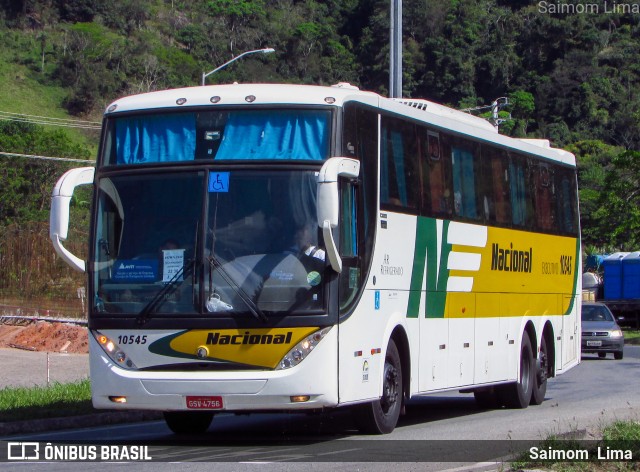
[289,222,325,262]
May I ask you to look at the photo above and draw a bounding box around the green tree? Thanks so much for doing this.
[568,140,621,249]
[501,90,535,137]
[593,150,640,250]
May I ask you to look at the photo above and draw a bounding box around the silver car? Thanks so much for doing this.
[581,302,624,360]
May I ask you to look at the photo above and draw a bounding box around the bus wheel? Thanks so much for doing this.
[163,411,214,434]
[500,333,534,409]
[531,336,548,405]
[354,339,403,434]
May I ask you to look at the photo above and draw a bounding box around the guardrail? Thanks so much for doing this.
[0,315,87,327]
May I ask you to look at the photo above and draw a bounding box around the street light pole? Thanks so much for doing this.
[389,0,402,98]
[201,48,275,86]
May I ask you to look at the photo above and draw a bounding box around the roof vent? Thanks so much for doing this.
[396,99,429,111]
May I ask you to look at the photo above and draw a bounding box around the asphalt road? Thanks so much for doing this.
[2,345,639,470]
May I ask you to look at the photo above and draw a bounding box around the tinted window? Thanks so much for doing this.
[380,117,420,212]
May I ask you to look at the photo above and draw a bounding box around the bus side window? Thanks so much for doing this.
[380,117,419,212]
[451,139,479,220]
[532,163,556,231]
[556,169,578,235]
[481,148,511,225]
[421,130,452,218]
[339,182,358,258]
[509,155,528,228]
[341,103,377,314]
[339,181,360,311]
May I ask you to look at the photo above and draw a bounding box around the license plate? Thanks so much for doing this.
[586,340,602,347]
[186,396,223,409]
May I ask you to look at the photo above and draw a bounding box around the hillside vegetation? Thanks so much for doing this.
[0,1,639,305]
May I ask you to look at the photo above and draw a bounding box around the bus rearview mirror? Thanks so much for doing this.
[317,157,360,272]
[50,166,95,272]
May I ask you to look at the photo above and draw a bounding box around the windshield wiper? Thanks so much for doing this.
[208,254,268,323]
[137,262,193,325]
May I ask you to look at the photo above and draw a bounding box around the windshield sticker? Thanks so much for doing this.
[307,271,321,286]
[163,249,185,283]
[208,172,230,192]
[112,260,158,282]
[271,270,294,281]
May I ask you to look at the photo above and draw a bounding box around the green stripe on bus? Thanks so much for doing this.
[426,219,450,319]
[407,217,428,318]
[564,236,581,316]
[407,217,450,319]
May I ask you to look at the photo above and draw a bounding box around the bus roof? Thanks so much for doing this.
[105,83,575,166]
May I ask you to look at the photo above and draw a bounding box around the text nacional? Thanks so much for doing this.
[490,243,533,273]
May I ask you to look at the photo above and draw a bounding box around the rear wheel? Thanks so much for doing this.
[614,351,623,360]
[163,411,214,434]
[354,339,403,434]
[531,336,548,405]
[499,333,534,409]
[598,352,607,359]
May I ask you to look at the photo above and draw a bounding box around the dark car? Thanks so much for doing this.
[581,302,624,360]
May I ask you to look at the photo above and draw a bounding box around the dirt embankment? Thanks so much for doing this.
[0,321,88,353]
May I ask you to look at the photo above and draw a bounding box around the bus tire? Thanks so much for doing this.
[500,333,534,409]
[163,411,214,434]
[531,336,548,405]
[354,339,403,434]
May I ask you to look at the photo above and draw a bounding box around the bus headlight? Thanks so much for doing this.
[92,331,138,370]
[276,327,331,370]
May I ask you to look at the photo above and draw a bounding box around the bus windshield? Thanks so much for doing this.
[102,109,331,166]
[92,170,326,318]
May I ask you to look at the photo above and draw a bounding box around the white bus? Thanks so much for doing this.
[50,83,581,434]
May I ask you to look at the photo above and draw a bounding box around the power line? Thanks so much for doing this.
[0,150,94,164]
[0,110,101,130]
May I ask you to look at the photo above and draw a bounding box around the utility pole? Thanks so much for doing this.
[390,0,402,98]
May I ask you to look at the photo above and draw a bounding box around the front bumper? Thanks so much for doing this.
[581,336,624,353]
[89,329,339,412]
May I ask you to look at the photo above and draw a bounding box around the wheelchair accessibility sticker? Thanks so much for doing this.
[209,172,230,192]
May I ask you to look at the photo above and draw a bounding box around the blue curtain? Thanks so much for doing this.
[116,113,196,164]
[215,110,328,160]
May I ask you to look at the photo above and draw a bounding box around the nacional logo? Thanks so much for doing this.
[206,331,293,346]
[490,242,533,273]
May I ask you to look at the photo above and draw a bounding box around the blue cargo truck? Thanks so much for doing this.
[601,252,640,328]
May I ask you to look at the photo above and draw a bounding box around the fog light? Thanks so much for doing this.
[109,396,127,403]
[290,395,310,403]
[196,346,209,359]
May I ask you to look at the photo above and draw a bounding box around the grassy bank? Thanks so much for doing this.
[623,329,640,345]
[0,379,92,423]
